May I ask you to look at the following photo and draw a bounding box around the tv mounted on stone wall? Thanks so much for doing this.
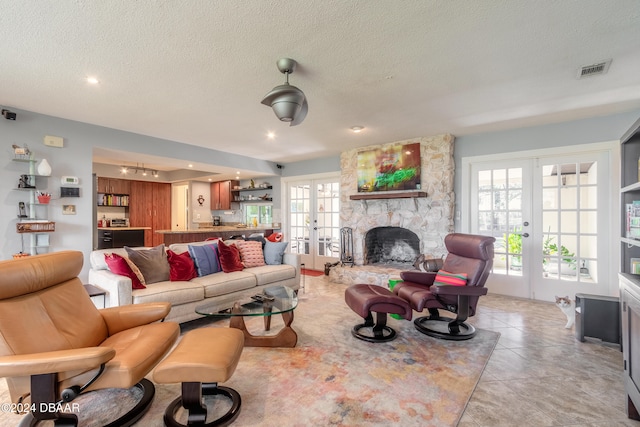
[356,142,421,192]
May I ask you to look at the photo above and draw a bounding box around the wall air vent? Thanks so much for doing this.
[577,60,611,79]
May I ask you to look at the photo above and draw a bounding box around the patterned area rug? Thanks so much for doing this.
[0,279,498,426]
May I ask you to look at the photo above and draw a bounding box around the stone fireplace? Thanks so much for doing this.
[330,134,455,286]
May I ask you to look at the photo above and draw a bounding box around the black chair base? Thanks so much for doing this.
[414,315,477,341]
[19,378,155,427]
[352,322,398,342]
[164,382,241,427]
[352,311,398,342]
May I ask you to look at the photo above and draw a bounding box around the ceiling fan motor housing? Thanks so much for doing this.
[261,58,308,126]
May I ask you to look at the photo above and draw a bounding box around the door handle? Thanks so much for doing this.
[522,233,530,238]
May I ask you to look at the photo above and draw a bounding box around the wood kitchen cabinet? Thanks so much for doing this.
[129,180,171,247]
[97,177,130,194]
[210,180,239,210]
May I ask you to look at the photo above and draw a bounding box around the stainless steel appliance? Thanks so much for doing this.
[110,218,129,227]
[213,216,221,226]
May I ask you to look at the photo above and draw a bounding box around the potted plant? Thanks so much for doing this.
[543,232,576,275]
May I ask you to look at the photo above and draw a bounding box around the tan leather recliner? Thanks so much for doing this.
[0,251,180,426]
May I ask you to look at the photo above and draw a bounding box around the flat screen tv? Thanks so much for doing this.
[357,142,421,192]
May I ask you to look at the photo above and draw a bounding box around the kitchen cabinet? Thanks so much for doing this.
[98,229,145,249]
[97,177,130,195]
[129,180,171,247]
[620,120,640,420]
[621,275,640,420]
[210,180,239,210]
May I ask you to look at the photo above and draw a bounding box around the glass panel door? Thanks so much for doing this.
[468,150,610,302]
[471,160,532,298]
[287,177,341,270]
[289,182,311,267]
[533,153,609,300]
[313,179,341,268]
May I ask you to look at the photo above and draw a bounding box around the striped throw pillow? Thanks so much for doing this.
[433,270,468,286]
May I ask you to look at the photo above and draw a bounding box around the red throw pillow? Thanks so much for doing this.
[217,240,244,273]
[167,250,197,281]
[266,232,283,242]
[104,253,146,289]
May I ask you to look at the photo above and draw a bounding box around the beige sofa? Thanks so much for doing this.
[88,240,301,323]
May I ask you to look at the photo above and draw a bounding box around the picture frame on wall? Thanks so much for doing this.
[62,204,76,215]
[356,142,421,192]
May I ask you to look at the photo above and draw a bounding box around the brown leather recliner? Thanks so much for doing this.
[0,251,180,426]
[393,233,495,340]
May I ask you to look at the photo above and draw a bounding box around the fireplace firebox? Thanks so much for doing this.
[364,226,420,266]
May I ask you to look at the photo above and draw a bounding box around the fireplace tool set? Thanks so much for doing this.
[324,227,354,275]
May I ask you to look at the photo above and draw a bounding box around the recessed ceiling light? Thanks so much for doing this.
[208,178,212,181]
[267,132,276,139]
[86,76,99,85]
[350,126,364,133]
[188,164,193,168]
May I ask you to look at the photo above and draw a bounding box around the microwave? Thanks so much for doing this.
[110,219,129,227]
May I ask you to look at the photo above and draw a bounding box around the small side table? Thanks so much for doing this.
[575,293,620,345]
[84,284,106,309]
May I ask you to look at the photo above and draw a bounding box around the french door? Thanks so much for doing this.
[465,147,613,301]
[286,175,341,270]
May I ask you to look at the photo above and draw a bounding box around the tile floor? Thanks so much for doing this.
[459,293,638,426]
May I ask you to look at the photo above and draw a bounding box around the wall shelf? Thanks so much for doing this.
[349,191,427,200]
[234,198,272,203]
[231,186,272,192]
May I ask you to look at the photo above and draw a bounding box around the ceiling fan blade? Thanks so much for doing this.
[290,97,308,126]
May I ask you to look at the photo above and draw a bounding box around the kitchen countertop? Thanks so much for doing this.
[155,226,275,234]
[97,227,151,230]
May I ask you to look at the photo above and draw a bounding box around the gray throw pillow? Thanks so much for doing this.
[125,244,170,284]
[263,241,289,265]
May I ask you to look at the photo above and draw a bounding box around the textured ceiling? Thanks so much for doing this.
[2,0,640,170]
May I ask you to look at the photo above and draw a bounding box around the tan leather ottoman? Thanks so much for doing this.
[153,328,244,426]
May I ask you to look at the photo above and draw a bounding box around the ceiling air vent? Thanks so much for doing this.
[577,60,611,79]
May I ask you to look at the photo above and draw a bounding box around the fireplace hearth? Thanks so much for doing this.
[364,226,420,267]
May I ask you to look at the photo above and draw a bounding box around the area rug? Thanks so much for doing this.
[0,280,498,426]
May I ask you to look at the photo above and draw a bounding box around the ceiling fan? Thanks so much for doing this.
[261,58,308,126]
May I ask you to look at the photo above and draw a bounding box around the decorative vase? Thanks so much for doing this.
[37,159,52,176]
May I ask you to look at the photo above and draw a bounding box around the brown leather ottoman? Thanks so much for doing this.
[153,328,244,427]
[344,283,412,342]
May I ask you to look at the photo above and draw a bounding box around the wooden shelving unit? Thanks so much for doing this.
[12,157,53,255]
[620,117,640,421]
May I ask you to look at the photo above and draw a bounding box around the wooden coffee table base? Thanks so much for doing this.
[229,303,298,348]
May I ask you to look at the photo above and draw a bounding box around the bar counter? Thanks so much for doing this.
[155,226,275,245]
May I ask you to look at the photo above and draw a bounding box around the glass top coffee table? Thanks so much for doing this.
[195,285,298,348]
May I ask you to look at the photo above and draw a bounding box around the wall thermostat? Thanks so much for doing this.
[61,176,79,185]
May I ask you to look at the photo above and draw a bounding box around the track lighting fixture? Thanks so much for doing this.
[120,163,158,178]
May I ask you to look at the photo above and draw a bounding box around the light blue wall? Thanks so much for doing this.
[281,156,340,176]
[0,108,282,278]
